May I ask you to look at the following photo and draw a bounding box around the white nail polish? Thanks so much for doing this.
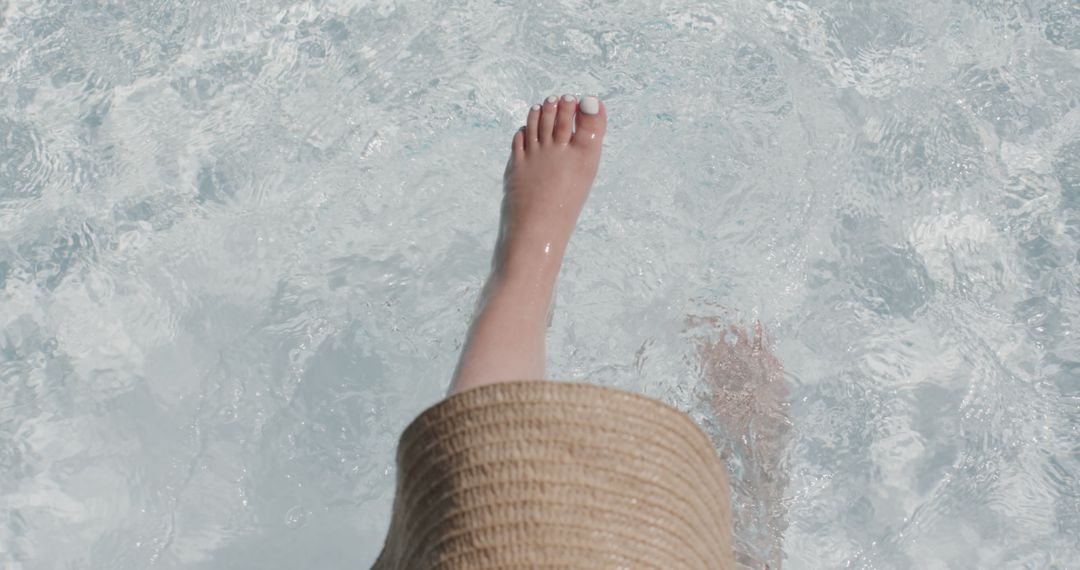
[562,94,575,102]
[580,96,600,115]
[531,104,541,111]
[545,95,558,104]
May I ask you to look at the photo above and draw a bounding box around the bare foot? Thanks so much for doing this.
[692,321,788,446]
[493,94,607,277]
[449,94,606,393]
[690,317,791,569]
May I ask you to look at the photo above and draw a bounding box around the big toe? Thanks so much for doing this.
[572,96,607,147]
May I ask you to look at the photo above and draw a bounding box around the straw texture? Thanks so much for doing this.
[373,381,734,569]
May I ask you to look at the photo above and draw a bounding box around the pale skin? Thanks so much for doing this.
[691,318,790,570]
[449,94,606,394]
[446,92,790,567]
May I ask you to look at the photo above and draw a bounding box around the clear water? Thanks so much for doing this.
[2,0,1078,567]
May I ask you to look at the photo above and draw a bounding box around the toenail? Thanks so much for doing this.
[545,95,558,104]
[562,94,575,102]
[531,104,541,111]
[580,96,600,115]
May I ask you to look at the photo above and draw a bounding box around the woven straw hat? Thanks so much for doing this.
[374,381,734,569]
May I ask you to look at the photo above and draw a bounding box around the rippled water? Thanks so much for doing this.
[2,0,1079,567]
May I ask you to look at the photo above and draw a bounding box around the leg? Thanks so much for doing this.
[449,94,607,394]
[691,317,791,569]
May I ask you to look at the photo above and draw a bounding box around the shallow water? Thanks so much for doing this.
[2,0,1079,567]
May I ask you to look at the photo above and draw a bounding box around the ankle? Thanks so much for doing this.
[490,265,560,305]
[494,233,567,278]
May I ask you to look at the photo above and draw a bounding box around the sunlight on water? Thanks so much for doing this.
[1,0,1078,567]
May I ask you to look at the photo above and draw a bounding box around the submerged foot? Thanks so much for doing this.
[494,94,607,276]
[690,317,791,570]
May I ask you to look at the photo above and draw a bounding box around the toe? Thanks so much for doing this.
[538,95,558,143]
[553,94,576,144]
[525,104,540,149]
[513,126,525,156]
[572,96,607,147]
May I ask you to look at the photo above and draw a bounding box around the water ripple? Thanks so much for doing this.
[2,0,1079,567]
